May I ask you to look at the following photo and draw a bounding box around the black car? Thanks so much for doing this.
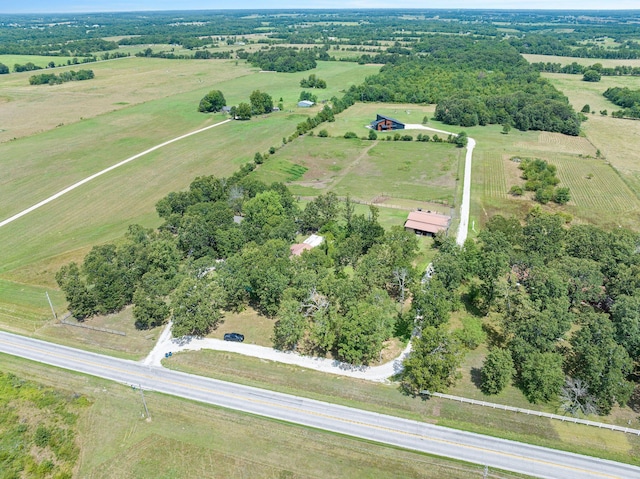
[223,332,244,342]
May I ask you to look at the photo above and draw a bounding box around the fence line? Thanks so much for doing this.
[59,314,126,336]
[425,391,640,436]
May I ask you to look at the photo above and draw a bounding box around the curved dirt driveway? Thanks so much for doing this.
[145,123,476,381]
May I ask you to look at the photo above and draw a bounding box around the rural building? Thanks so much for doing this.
[290,234,324,256]
[370,114,405,131]
[298,100,315,108]
[404,210,451,236]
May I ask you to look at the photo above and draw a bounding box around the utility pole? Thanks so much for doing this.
[139,384,150,420]
[45,292,57,320]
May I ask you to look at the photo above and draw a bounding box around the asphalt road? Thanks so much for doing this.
[1,332,638,479]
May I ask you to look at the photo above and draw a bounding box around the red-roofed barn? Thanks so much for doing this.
[404,210,451,236]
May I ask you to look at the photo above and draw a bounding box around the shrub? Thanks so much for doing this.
[344,131,358,139]
[583,70,601,82]
[368,129,378,140]
[318,129,328,137]
[509,185,524,196]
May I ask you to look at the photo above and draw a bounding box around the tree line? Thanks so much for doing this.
[29,69,94,85]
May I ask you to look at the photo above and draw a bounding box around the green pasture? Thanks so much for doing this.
[433,117,640,231]
[165,349,640,466]
[0,54,76,69]
[0,279,64,333]
[2,355,532,479]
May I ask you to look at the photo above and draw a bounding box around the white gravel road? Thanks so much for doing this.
[144,322,412,382]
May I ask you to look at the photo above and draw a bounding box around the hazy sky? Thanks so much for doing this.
[0,1,638,14]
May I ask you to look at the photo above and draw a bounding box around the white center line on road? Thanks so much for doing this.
[0,119,232,229]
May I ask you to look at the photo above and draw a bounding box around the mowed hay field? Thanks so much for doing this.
[447,115,640,230]
[2,355,532,479]
[252,133,460,208]
[541,72,640,199]
[0,59,380,336]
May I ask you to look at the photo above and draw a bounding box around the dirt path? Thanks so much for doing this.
[0,119,232,229]
[327,140,378,192]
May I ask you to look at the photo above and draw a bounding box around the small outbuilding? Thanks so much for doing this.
[298,100,315,108]
[290,234,324,256]
[404,210,451,236]
[371,114,405,131]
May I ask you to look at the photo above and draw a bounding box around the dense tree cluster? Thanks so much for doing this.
[414,213,640,414]
[603,87,640,120]
[249,90,274,114]
[29,69,94,85]
[351,37,581,135]
[242,47,318,72]
[56,172,430,362]
[509,158,570,205]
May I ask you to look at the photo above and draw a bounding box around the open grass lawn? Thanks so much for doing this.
[0,57,252,142]
[34,306,163,360]
[315,101,436,138]
[0,279,65,333]
[208,307,275,347]
[164,349,640,466]
[1,355,532,479]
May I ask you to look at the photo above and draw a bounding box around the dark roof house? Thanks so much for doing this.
[371,114,405,131]
[404,210,451,236]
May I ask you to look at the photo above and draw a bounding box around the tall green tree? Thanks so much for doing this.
[401,326,463,394]
[568,312,634,414]
[481,348,515,395]
[55,262,97,320]
[520,351,564,404]
[171,277,225,337]
[249,89,273,114]
[198,90,226,113]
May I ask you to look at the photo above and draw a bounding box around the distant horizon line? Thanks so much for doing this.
[2,7,640,14]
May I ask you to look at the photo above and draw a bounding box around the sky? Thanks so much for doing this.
[0,1,638,14]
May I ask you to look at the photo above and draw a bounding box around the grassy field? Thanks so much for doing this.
[540,72,640,200]
[0,53,77,69]
[163,349,640,466]
[1,354,533,479]
[523,53,640,68]
[0,369,85,478]
[252,134,460,207]
[431,115,640,231]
